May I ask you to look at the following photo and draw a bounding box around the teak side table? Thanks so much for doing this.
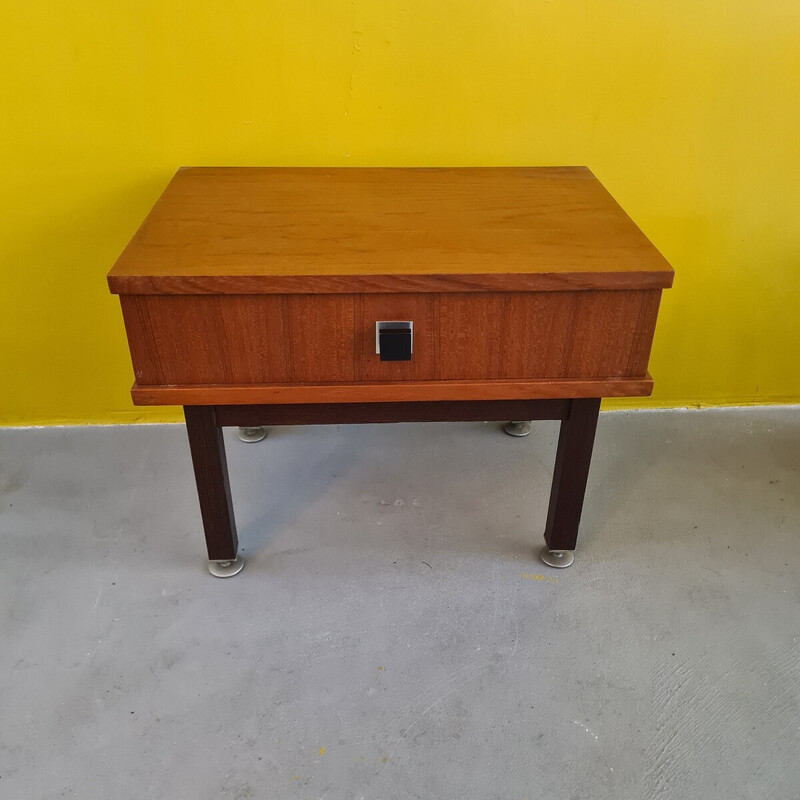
[108,167,673,576]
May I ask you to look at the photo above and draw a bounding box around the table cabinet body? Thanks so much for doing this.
[108,167,673,573]
[119,289,661,404]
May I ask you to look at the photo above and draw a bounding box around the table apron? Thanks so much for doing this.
[213,399,574,427]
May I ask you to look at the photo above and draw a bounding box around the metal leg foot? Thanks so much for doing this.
[504,420,532,437]
[540,547,574,569]
[208,555,245,578]
[237,426,267,443]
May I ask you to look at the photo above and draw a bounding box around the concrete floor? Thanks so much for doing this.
[0,407,798,799]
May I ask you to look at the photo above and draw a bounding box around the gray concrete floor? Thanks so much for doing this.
[1,408,798,800]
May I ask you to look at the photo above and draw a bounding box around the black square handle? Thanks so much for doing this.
[376,321,413,361]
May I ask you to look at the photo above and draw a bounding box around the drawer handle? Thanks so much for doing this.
[376,321,413,362]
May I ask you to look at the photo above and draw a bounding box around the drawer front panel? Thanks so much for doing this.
[120,290,661,387]
[285,295,355,382]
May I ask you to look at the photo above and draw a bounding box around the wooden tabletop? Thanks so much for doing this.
[108,167,673,295]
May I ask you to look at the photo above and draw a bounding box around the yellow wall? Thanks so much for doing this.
[2,1,798,425]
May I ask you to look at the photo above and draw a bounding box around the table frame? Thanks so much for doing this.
[183,397,601,573]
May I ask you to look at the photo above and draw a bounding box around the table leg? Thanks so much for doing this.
[184,406,243,577]
[541,397,601,568]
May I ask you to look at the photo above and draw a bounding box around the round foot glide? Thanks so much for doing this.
[504,421,532,437]
[237,426,267,443]
[540,548,574,569]
[208,555,245,578]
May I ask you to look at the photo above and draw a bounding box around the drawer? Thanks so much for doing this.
[120,290,661,387]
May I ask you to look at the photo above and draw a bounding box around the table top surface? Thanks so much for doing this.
[108,167,673,294]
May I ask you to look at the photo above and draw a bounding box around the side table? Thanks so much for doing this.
[108,167,673,576]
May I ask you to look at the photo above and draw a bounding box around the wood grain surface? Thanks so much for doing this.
[131,376,653,405]
[120,290,661,392]
[108,167,673,294]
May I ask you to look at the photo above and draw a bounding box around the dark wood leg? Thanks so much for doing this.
[543,398,601,558]
[184,406,239,568]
